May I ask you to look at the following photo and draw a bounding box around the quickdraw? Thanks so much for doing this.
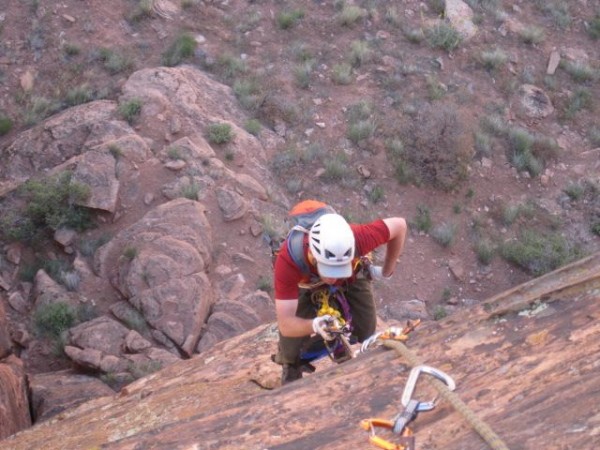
[360,419,414,450]
[360,364,455,450]
[360,320,421,353]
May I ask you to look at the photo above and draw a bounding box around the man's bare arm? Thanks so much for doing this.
[381,217,407,278]
[275,299,314,337]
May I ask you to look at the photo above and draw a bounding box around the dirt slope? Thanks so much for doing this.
[3,252,599,450]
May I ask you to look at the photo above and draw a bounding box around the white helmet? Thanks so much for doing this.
[309,213,355,278]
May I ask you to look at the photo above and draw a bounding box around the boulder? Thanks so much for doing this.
[29,370,115,422]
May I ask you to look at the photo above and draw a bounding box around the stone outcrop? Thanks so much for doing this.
[94,199,215,356]
[0,355,31,440]
[29,370,115,423]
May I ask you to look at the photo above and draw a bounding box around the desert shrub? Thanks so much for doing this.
[162,33,197,67]
[425,75,446,100]
[533,0,571,28]
[434,305,448,320]
[79,234,111,257]
[347,120,376,144]
[233,78,265,112]
[1,172,92,243]
[588,13,600,39]
[276,9,305,29]
[561,61,598,83]
[349,40,371,67]
[98,48,133,74]
[180,182,200,200]
[321,152,352,183]
[23,96,62,126]
[427,23,462,51]
[257,276,273,293]
[206,123,234,144]
[129,361,162,380]
[518,26,545,44]
[331,63,353,85]
[431,222,457,247]
[123,246,138,261]
[34,302,76,338]
[474,131,492,157]
[119,98,142,124]
[500,230,581,276]
[386,138,414,184]
[256,94,299,127]
[209,53,247,81]
[474,238,495,265]
[244,118,261,136]
[412,205,432,233]
[367,185,384,204]
[65,84,95,106]
[588,126,600,147]
[563,88,593,120]
[0,115,13,135]
[293,61,314,89]
[477,48,508,72]
[563,181,585,201]
[338,5,365,26]
[403,103,473,191]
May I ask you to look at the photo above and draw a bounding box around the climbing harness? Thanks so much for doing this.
[360,365,455,450]
[360,319,421,353]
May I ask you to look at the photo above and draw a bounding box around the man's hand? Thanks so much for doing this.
[312,315,335,341]
[369,265,392,280]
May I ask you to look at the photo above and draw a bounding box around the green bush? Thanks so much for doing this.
[98,48,133,74]
[331,63,353,85]
[588,13,600,39]
[206,122,234,144]
[119,98,142,124]
[474,238,495,265]
[0,115,13,135]
[338,5,365,26]
[427,23,462,51]
[34,302,76,338]
[501,230,581,276]
[1,172,92,243]
[162,33,197,67]
[244,119,261,136]
[276,9,305,29]
[431,222,457,247]
[412,205,432,233]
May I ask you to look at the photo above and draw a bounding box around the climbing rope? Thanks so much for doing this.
[382,339,510,450]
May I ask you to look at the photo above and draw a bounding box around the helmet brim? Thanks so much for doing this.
[316,261,352,279]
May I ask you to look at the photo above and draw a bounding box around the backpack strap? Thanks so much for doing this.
[286,226,311,275]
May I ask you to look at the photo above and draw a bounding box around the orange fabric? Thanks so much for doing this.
[288,199,328,216]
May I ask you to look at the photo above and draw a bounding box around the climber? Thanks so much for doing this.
[272,201,408,384]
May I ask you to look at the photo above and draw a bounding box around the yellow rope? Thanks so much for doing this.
[383,340,510,450]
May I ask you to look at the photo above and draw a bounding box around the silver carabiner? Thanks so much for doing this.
[401,365,456,412]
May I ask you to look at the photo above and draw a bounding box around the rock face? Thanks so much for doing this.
[0,65,284,439]
[29,370,115,423]
[3,269,600,449]
[0,355,31,440]
[95,198,215,356]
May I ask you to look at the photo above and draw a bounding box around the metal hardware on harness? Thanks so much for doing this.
[323,317,354,363]
[360,418,415,450]
[360,320,421,353]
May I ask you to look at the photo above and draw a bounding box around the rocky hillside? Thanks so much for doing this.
[0,0,599,444]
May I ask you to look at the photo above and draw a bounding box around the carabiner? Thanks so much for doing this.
[401,365,456,412]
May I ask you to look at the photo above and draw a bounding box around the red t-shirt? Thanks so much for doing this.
[274,219,390,300]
